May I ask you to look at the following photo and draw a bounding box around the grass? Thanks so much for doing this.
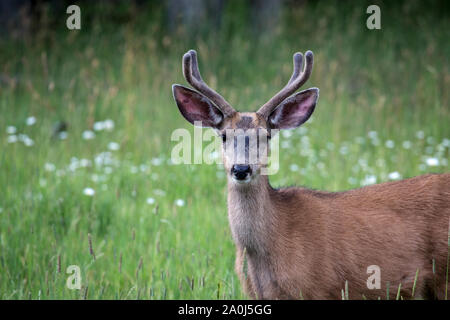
[0,1,449,299]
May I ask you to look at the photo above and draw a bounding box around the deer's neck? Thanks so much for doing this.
[227,175,278,255]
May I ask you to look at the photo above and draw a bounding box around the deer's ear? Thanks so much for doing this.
[268,88,319,129]
[172,85,224,128]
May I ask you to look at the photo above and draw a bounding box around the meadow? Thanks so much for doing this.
[0,1,449,299]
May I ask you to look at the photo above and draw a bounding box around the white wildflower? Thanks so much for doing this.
[442,138,450,148]
[175,199,185,207]
[93,121,105,131]
[26,116,36,126]
[68,159,79,172]
[425,157,439,166]
[44,162,56,172]
[339,145,349,155]
[358,158,368,169]
[402,141,412,149]
[82,130,95,140]
[385,140,395,149]
[146,197,155,205]
[94,152,114,166]
[79,159,91,167]
[7,135,18,143]
[103,119,115,131]
[388,171,401,180]
[83,188,95,196]
[6,126,17,134]
[361,175,377,186]
[23,137,34,147]
[151,157,163,166]
[108,142,120,151]
[58,131,68,140]
[368,131,378,139]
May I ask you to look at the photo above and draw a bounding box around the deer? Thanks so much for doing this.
[172,49,450,300]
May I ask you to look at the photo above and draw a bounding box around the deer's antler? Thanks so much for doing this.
[257,51,314,118]
[183,50,236,117]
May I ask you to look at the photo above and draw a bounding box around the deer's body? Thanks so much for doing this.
[173,49,450,299]
[230,173,450,299]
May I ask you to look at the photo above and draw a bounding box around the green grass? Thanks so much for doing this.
[0,1,449,299]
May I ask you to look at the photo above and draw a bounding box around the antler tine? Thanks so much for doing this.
[182,49,236,117]
[287,52,303,85]
[182,51,194,85]
[257,51,314,118]
[188,50,202,80]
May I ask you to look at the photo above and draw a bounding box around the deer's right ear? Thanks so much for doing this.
[172,85,224,128]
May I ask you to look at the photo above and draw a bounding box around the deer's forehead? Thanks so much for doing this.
[223,113,266,130]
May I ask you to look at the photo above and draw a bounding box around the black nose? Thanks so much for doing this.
[232,165,252,180]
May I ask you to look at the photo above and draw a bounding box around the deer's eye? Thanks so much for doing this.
[221,134,227,143]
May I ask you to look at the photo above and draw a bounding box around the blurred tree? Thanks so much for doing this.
[166,0,282,36]
[250,0,281,36]
[0,0,31,36]
[166,0,224,33]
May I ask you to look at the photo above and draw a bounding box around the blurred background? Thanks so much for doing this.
[0,0,449,299]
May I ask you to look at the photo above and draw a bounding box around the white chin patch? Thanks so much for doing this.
[232,176,252,184]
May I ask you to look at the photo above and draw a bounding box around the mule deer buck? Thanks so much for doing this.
[172,49,450,299]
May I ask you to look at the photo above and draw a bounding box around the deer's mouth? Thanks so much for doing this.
[232,175,252,184]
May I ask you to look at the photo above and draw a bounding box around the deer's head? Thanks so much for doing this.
[172,50,319,185]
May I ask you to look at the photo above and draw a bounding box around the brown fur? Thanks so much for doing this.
[230,173,450,300]
[175,95,450,300]
[204,109,449,300]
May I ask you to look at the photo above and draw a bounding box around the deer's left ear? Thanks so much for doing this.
[268,88,319,129]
